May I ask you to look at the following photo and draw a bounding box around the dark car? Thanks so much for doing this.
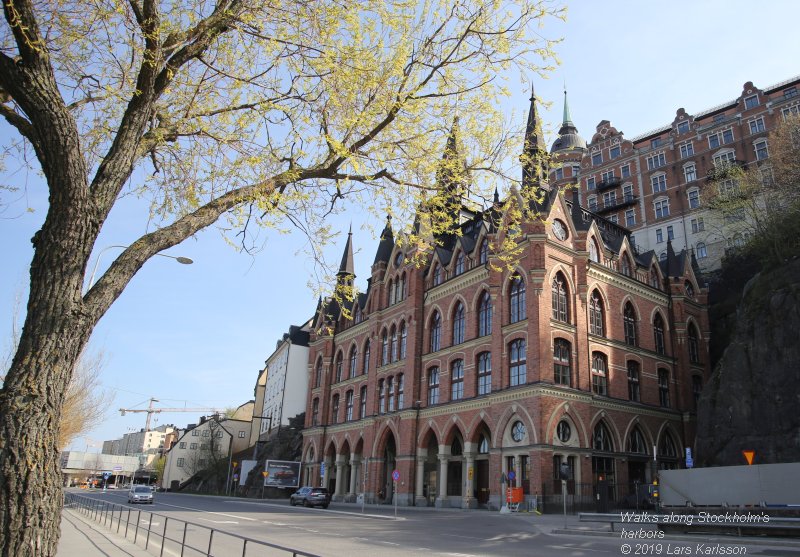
[290,487,330,509]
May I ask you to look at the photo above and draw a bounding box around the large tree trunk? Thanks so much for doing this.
[0,283,95,555]
[0,181,97,555]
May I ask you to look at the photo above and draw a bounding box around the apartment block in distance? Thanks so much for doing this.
[550,75,800,274]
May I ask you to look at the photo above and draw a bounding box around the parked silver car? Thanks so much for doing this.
[128,485,154,504]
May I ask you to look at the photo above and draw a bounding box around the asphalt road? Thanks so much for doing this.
[70,489,800,557]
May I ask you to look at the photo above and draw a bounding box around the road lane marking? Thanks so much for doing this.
[156,501,257,521]
[230,500,405,520]
[440,532,486,540]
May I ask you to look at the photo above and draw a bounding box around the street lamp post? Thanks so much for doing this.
[85,244,193,292]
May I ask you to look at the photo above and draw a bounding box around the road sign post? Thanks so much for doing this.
[392,470,400,519]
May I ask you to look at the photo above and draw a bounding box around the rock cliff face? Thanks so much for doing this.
[696,258,800,466]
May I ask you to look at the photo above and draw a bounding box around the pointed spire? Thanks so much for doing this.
[666,238,678,278]
[551,86,587,154]
[373,214,395,265]
[562,88,573,126]
[522,83,548,190]
[493,186,500,205]
[436,116,469,201]
[337,226,355,279]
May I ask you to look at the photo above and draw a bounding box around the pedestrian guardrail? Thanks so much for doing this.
[63,492,320,556]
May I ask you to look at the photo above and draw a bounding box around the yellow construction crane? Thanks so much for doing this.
[119,398,223,431]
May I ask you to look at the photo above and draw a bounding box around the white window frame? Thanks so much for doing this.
[683,162,697,183]
[602,190,617,208]
[713,149,736,168]
[622,183,634,201]
[696,243,708,258]
[625,209,636,227]
[646,152,666,170]
[691,218,704,233]
[679,142,694,159]
[744,94,759,110]
[600,170,615,182]
[610,144,621,159]
[676,120,690,135]
[654,198,670,219]
[748,117,765,135]
[687,188,700,209]
[587,176,596,190]
[656,228,663,243]
[651,173,667,194]
[621,164,631,179]
[587,195,598,211]
[708,128,734,149]
[782,104,800,121]
[591,150,603,166]
[754,139,769,160]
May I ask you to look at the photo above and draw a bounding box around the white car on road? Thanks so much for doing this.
[128,485,154,504]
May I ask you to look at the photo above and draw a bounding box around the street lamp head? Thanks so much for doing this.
[175,257,193,265]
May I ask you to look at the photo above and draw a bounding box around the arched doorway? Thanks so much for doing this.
[381,434,397,504]
[335,440,351,501]
[474,428,491,506]
[303,445,315,487]
[421,433,438,506]
[324,442,337,494]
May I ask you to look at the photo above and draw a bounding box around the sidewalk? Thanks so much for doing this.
[57,508,154,557]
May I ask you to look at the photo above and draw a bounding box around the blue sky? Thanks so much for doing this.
[2,1,799,451]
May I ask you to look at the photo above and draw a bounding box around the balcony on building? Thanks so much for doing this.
[596,194,638,215]
[596,176,623,191]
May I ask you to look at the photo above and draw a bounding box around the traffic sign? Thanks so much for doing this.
[392,470,400,482]
[102,472,111,479]
[742,450,755,465]
[320,461,326,478]
[685,447,693,469]
[507,471,516,481]
[113,466,122,472]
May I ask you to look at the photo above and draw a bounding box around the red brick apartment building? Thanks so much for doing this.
[300,91,711,511]
[551,75,800,274]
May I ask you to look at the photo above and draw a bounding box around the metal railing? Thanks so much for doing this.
[64,492,320,557]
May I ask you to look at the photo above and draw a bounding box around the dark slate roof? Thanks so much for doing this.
[338,228,355,276]
[434,245,453,267]
[635,249,657,268]
[373,216,394,265]
[285,324,311,346]
[660,240,690,278]
[528,186,559,216]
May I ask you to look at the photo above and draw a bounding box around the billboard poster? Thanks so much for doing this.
[264,460,301,488]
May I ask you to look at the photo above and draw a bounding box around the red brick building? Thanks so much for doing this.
[300,91,711,511]
[551,76,800,274]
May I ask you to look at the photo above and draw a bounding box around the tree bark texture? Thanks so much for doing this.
[0,221,95,556]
